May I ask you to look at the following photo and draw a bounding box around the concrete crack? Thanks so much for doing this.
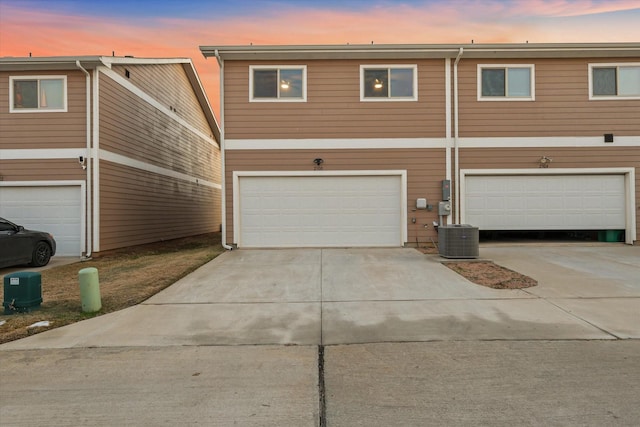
[318,345,326,427]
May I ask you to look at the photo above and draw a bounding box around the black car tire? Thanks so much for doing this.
[31,241,52,267]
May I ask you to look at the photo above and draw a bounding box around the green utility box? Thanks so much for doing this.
[598,230,624,242]
[3,271,43,314]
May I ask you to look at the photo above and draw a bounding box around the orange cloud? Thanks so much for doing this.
[2,1,639,118]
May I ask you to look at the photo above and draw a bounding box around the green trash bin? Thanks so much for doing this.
[3,271,43,314]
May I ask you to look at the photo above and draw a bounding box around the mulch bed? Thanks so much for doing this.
[444,261,538,289]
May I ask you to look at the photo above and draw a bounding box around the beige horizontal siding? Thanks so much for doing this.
[224,59,447,139]
[458,58,640,137]
[459,146,640,241]
[0,70,87,149]
[98,161,221,251]
[224,148,447,246]
[111,64,213,137]
[99,74,221,183]
[0,159,87,181]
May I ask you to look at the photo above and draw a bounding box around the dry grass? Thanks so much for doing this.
[0,233,224,344]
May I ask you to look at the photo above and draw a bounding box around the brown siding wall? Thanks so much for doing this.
[99,73,221,183]
[224,59,447,139]
[458,57,640,137]
[111,63,213,137]
[459,146,640,241]
[99,161,221,251]
[0,70,87,149]
[224,148,446,246]
[0,159,87,181]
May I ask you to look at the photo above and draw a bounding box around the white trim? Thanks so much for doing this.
[100,57,190,66]
[98,67,219,148]
[249,65,307,102]
[360,64,418,102]
[588,62,640,100]
[0,148,87,159]
[0,180,87,256]
[445,58,452,140]
[477,64,535,101]
[9,75,68,113]
[99,149,222,190]
[232,170,408,246]
[458,136,640,148]
[459,167,636,245]
[225,138,448,150]
[93,68,101,252]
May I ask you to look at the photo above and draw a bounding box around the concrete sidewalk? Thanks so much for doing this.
[2,245,639,349]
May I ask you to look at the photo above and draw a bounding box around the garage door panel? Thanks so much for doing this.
[0,186,82,256]
[238,175,402,247]
[465,174,625,230]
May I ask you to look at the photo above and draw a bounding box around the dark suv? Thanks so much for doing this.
[0,217,57,268]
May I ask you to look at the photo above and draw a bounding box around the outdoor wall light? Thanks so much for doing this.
[313,158,324,166]
[539,156,553,168]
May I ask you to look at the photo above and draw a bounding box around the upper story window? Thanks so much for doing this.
[10,76,67,112]
[360,65,417,101]
[590,63,640,100]
[250,66,306,102]
[478,65,535,101]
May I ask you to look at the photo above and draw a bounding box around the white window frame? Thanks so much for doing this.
[588,63,640,100]
[9,75,68,113]
[477,64,535,101]
[360,64,418,102]
[249,65,307,102]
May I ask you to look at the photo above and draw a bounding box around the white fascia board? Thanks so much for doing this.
[100,57,190,66]
[98,67,219,149]
[0,148,87,159]
[99,149,222,190]
[225,138,449,150]
[458,136,640,148]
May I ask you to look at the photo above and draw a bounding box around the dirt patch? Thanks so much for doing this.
[0,233,224,344]
[444,261,537,289]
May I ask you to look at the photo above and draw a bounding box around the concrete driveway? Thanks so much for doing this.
[3,244,639,350]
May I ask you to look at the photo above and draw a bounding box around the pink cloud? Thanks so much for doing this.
[2,1,638,117]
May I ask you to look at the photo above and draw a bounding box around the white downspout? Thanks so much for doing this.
[214,50,233,250]
[453,48,463,224]
[76,60,92,258]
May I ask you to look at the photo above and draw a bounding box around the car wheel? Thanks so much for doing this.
[31,241,52,267]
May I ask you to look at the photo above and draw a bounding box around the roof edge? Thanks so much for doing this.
[200,42,640,60]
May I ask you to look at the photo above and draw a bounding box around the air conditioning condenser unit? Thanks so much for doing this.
[438,225,479,259]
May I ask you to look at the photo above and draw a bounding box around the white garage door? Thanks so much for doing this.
[0,186,82,256]
[464,174,626,230]
[238,175,403,247]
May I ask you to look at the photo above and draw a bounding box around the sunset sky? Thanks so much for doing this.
[1,0,639,116]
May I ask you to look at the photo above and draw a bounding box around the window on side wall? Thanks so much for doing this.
[590,63,640,100]
[478,65,535,101]
[250,66,306,102]
[360,65,417,101]
[10,76,67,112]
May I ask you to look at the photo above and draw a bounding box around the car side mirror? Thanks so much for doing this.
[16,225,24,232]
